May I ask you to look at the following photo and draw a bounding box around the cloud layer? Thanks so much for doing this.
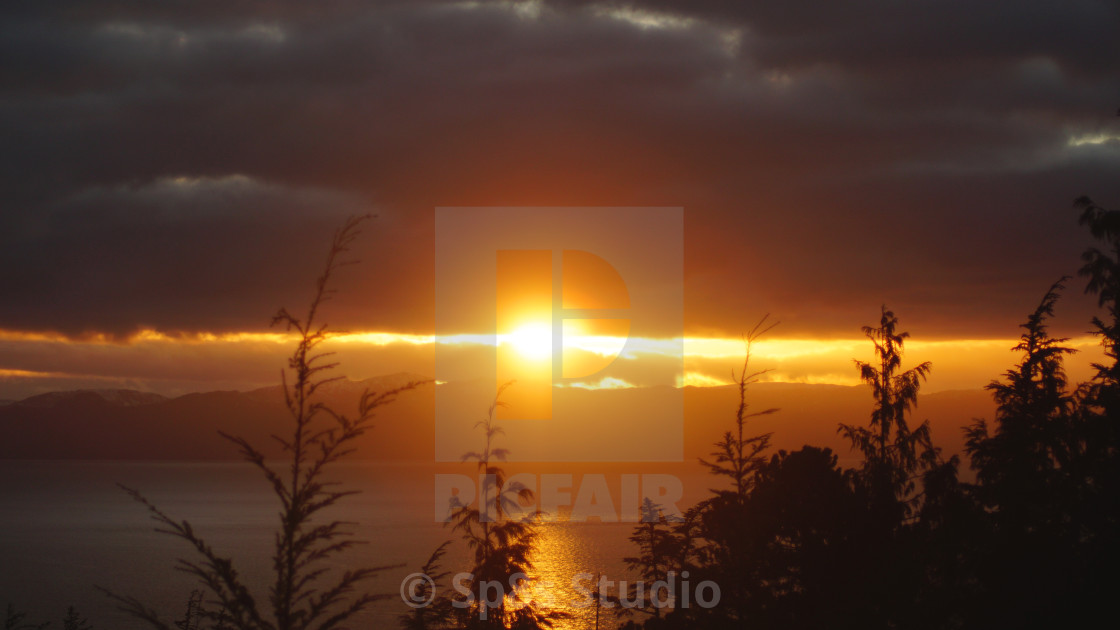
[2,0,1118,340]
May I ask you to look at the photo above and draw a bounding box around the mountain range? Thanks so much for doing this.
[0,374,995,462]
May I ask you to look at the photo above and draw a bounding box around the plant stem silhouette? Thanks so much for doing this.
[699,315,778,500]
[102,215,420,630]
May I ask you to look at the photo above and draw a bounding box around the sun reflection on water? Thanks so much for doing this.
[521,522,632,630]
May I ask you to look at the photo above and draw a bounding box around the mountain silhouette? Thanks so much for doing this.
[0,373,433,461]
[10,389,169,408]
[0,376,992,463]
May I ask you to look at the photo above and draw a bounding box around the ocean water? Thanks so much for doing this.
[0,461,661,630]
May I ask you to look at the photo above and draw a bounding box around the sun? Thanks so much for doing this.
[507,322,552,360]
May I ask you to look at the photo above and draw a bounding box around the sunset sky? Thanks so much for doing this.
[1,0,1119,400]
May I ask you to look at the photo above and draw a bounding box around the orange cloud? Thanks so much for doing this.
[0,327,1107,400]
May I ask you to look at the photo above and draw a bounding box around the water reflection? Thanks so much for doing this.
[524,522,631,630]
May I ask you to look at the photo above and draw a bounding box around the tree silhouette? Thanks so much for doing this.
[618,498,676,620]
[102,215,421,630]
[966,278,1080,529]
[745,446,871,630]
[398,542,455,630]
[839,306,937,525]
[687,316,778,626]
[446,383,561,629]
[3,605,47,630]
[1073,196,1120,498]
[1067,195,1120,627]
[699,315,778,499]
[957,278,1096,627]
[61,607,91,630]
[1077,196,1120,392]
[831,307,958,629]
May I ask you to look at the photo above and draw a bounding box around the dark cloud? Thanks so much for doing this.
[0,0,1118,340]
[0,175,376,335]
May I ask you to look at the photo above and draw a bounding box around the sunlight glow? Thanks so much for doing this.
[0,368,71,379]
[685,337,864,360]
[0,326,1107,394]
[330,332,433,346]
[560,376,636,390]
[679,371,731,388]
[504,323,553,360]
[1068,133,1120,147]
[564,334,629,357]
[590,4,696,31]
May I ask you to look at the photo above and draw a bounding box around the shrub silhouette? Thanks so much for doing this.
[617,498,677,620]
[61,607,91,630]
[3,604,48,630]
[692,316,778,626]
[444,383,565,629]
[101,215,421,630]
[618,312,971,630]
[699,315,778,499]
[397,542,454,630]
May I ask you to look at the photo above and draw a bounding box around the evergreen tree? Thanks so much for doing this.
[692,317,778,628]
[1067,195,1120,625]
[619,498,676,620]
[447,383,561,630]
[836,307,952,629]
[1077,196,1120,395]
[61,607,90,630]
[965,278,1080,531]
[1073,195,1120,527]
[839,306,937,526]
[962,279,1088,628]
[745,447,871,630]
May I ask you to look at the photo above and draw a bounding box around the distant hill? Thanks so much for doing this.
[0,376,994,462]
[10,389,169,408]
[682,383,994,466]
[0,373,433,461]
